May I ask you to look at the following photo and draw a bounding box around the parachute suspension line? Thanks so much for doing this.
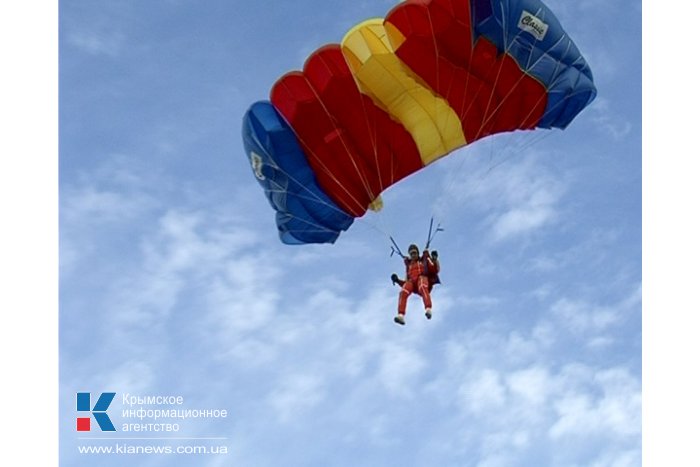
[343,68,402,262]
[433,15,561,216]
[467,9,569,157]
[472,3,528,143]
[533,40,572,122]
[260,173,342,234]
[353,66,391,203]
[476,8,563,159]
[352,214,394,241]
[259,161,349,220]
[459,23,578,196]
[426,6,448,149]
[350,83,403,258]
[480,130,553,177]
[280,126,367,216]
[346,27,401,198]
[263,138,408,245]
[392,6,448,250]
[522,7,549,73]
[243,132,336,233]
[435,57,506,211]
[351,59,385,194]
[262,164,394,240]
[418,4,485,232]
[366,91,385,193]
[460,3,547,143]
[259,151,392,238]
[344,73,398,245]
[275,82,372,216]
[491,22,591,157]
[306,77,381,212]
[459,0,511,131]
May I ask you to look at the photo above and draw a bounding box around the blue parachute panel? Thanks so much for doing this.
[241,101,353,244]
[471,0,596,129]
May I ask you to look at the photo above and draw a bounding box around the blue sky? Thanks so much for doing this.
[3,0,651,464]
[55,1,642,465]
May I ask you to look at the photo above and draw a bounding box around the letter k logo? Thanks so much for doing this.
[76,392,116,431]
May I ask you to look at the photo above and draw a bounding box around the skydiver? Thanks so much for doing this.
[391,244,440,325]
[391,249,440,291]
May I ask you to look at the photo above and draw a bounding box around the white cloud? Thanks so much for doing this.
[590,449,641,467]
[59,120,638,467]
[490,199,556,241]
[376,342,428,397]
[62,184,156,224]
[62,2,130,57]
[589,98,634,140]
[488,166,564,242]
[63,197,641,464]
[66,29,126,57]
[476,452,513,467]
[548,284,641,339]
[104,209,260,328]
[507,366,551,407]
[550,297,616,333]
[549,367,641,440]
[458,368,506,415]
[267,373,327,423]
[60,156,166,275]
[437,150,567,242]
[421,307,640,463]
[72,203,639,461]
[102,360,155,395]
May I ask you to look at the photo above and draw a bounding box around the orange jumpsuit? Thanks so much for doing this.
[397,251,437,316]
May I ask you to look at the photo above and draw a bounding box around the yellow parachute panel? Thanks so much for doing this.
[341,19,466,165]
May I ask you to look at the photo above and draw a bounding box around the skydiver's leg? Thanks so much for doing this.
[397,280,415,315]
[395,280,414,325]
[417,276,433,319]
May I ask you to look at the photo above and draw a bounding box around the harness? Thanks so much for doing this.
[405,256,429,278]
[405,255,440,285]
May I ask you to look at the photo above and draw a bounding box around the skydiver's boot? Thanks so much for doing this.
[394,313,406,326]
[425,308,432,320]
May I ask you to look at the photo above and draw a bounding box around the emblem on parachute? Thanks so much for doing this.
[518,11,549,41]
[250,152,266,180]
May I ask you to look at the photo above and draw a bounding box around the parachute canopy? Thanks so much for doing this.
[242,0,596,245]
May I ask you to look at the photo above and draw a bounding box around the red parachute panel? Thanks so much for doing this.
[385,0,547,142]
[271,46,424,217]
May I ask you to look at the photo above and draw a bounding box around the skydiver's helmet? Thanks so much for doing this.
[408,244,420,256]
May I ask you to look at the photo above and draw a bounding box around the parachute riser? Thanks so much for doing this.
[389,218,443,258]
[389,236,405,258]
[424,217,444,250]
